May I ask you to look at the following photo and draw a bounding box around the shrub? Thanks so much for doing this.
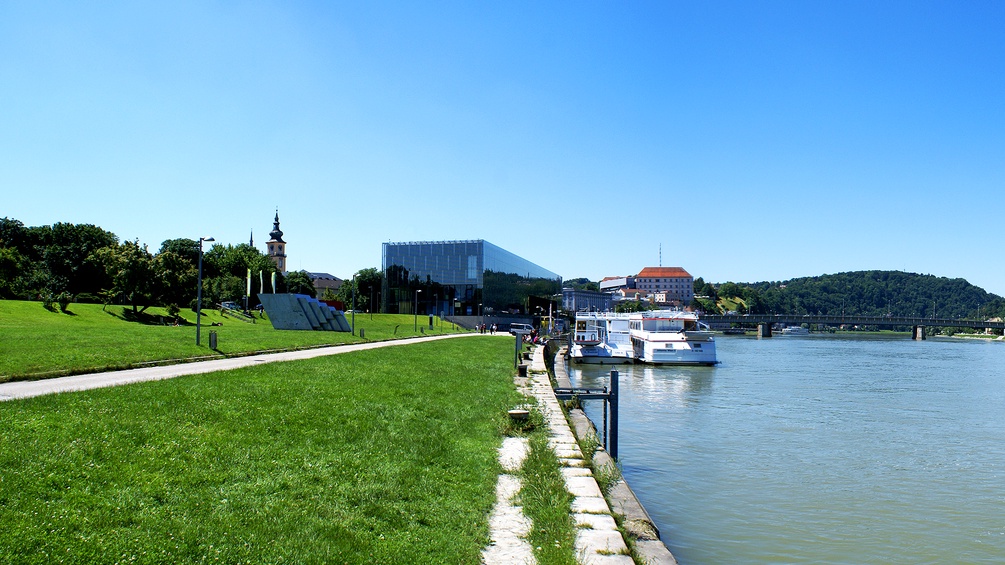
[57,292,72,312]
[41,293,56,311]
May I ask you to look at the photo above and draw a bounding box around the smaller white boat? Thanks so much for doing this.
[569,312,634,364]
[781,326,810,335]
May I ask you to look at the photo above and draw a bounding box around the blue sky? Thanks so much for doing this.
[3,1,1003,294]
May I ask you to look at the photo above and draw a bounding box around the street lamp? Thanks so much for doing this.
[196,236,215,345]
[351,273,356,336]
[414,289,422,332]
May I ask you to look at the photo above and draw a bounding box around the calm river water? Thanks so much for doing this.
[570,334,1005,564]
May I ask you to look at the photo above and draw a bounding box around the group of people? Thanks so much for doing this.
[477,323,498,334]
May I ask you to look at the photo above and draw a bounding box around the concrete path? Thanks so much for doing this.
[525,346,634,565]
[0,334,472,401]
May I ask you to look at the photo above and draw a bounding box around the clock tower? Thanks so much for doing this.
[266,212,287,273]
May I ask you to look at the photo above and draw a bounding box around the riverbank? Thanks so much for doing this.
[549,345,678,565]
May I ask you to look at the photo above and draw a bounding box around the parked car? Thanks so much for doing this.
[509,323,534,335]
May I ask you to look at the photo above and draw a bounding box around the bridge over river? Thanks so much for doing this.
[700,314,1005,340]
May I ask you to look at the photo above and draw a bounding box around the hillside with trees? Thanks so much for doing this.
[693,271,1005,321]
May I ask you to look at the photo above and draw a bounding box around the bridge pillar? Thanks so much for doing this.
[912,325,926,341]
[757,323,772,338]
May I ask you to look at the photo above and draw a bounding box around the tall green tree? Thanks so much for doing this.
[153,250,197,309]
[91,240,155,313]
[283,270,316,297]
[37,223,118,296]
[336,268,383,311]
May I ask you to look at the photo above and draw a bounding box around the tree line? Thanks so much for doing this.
[0,217,317,313]
[689,270,1005,321]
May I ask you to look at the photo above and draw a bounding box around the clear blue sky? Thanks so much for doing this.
[3,2,1003,294]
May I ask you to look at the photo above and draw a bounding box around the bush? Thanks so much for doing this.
[57,292,72,312]
[41,293,56,311]
[75,293,101,304]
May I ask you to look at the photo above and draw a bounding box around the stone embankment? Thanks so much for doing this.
[551,349,678,565]
[485,344,678,564]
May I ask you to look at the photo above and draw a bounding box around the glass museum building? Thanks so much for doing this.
[382,240,562,317]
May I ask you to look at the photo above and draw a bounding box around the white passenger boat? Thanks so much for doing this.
[569,312,635,364]
[628,310,718,365]
[781,325,810,335]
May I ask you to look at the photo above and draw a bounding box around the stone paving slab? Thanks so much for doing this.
[571,496,612,515]
[576,529,630,557]
[565,476,604,499]
[574,513,619,530]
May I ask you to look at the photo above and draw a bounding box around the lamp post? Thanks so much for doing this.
[414,289,422,332]
[351,273,356,336]
[196,236,215,345]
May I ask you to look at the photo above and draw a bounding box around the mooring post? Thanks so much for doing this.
[609,369,619,460]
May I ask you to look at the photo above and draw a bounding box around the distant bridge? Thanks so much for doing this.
[700,314,1005,339]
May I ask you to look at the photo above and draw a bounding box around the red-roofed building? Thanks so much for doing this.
[635,267,694,306]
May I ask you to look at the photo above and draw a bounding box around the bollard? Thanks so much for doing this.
[609,369,618,459]
[518,364,528,377]
[360,328,365,339]
[209,330,218,350]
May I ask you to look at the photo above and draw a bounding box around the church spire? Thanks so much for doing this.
[266,210,287,273]
[249,229,254,247]
[269,211,285,243]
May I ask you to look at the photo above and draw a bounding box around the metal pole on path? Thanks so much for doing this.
[196,236,214,345]
[610,369,619,460]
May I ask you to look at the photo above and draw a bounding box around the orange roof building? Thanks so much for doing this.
[635,267,694,305]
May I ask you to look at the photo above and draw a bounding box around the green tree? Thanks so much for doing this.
[158,238,200,266]
[38,223,118,296]
[336,268,383,312]
[283,270,316,297]
[152,250,198,309]
[91,240,155,313]
[0,246,27,298]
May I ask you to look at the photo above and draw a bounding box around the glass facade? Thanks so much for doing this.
[382,240,561,316]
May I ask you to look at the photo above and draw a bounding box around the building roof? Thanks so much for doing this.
[618,288,651,297]
[637,267,692,279]
[308,272,342,281]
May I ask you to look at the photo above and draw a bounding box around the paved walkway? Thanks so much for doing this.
[483,345,634,564]
[0,334,472,401]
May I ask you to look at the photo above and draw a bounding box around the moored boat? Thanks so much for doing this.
[569,312,635,364]
[781,325,810,335]
[628,310,718,365]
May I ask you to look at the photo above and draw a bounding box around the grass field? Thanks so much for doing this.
[0,337,521,564]
[0,300,468,382]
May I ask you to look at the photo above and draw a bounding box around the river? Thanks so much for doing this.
[569,334,1005,564]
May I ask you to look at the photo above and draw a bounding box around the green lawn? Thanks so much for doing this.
[0,300,468,382]
[0,337,520,564]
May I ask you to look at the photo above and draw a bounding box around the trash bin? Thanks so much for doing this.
[209,330,218,349]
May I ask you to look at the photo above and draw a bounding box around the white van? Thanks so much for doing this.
[508,323,534,335]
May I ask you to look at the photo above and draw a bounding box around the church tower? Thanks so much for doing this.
[266,212,287,273]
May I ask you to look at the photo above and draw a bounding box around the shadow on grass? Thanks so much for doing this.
[105,307,192,327]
